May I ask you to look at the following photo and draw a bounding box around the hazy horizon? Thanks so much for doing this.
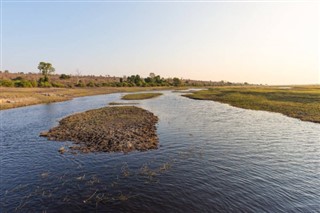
[1,1,319,85]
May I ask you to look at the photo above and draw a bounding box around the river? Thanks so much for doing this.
[1,90,319,212]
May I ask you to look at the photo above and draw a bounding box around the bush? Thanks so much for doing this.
[38,81,52,87]
[76,80,86,87]
[59,74,71,80]
[86,81,95,87]
[52,82,65,88]
[12,76,23,81]
[0,79,14,87]
[30,80,38,87]
[14,80,33,87]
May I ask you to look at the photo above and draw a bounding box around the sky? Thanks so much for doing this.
[1,0,319,85]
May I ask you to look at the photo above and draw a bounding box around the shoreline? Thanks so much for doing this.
[183,86,320,124]
[0,87,177,110]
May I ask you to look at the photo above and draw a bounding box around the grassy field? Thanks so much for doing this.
[122,93,163,100]
[184,86,320,123]
[0,87,168,110]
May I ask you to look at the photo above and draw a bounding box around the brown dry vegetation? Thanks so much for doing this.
[0,87,169,110]
[40,106,159,153]
[0,72,120,86]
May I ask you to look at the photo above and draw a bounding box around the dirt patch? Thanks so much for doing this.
[40,106,159,153]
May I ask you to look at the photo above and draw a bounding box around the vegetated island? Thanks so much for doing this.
[122,93,163,100]
[184,86,320,123]
[40,106,159,153]
[109,102,139,105]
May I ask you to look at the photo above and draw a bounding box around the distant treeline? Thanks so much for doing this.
[0,70,247,88]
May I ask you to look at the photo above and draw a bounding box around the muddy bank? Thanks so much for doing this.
[41,106,159,153]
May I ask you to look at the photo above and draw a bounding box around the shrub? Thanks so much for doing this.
[0,79,14,87]
[76,80,86,87]
[14,80,33,87]
[38,81,52,87]
[30,80,38,87]
[52,82,65,88]
[12,76,23,81]
[86,81,95,87]
[59,74,71,80]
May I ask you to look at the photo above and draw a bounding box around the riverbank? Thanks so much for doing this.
[0,87,172,110]
[40,106,159,153]
[184,86,320,123]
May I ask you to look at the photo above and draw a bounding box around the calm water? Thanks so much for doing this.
[1,91,319,212]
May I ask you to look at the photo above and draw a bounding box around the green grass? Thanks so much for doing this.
[184,86,320,123]
[122,93,163,100]
[109,102,139,105]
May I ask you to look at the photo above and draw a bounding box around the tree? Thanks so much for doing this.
[38,62,55,82]
[173,77,181,87]
[149,73,155,78]
[75,69,81,84]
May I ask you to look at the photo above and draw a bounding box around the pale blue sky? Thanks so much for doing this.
[1,1,319,85]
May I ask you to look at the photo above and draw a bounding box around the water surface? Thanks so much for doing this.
[1,91,319,212]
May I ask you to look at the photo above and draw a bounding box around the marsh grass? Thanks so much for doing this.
[121,93,163,100]
[184,86,320,123]
[109,102,139,105]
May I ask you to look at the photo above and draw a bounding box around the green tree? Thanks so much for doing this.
[38,62,55,82]
[173,77,181,87]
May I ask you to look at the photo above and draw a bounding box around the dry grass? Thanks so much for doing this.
[42,106,159,153]
[0,87,167,110]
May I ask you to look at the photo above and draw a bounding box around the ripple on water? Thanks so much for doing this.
[1,91,319,212]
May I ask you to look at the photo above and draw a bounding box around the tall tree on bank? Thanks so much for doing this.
[173,77,181,87]
[38,62,55,82]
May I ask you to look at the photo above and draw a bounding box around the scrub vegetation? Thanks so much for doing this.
[184,86,320,123]
[0,69,227,88]
[122,93,163,100]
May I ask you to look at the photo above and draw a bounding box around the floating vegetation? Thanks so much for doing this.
[41,172,50,178]
[76,174,86,181]
[121,163,131,178]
